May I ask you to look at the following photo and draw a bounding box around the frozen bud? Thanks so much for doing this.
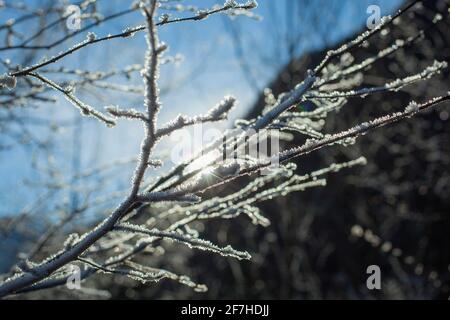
[244,0,258,9]
[159,13,170,23]
[0,74,16,90]
[86,32,97,42]
[172,114,188,126]
[64,85,75,94]
[224,0,238,8]
[147,159,163,167]
[156,42,168,54]
[122,27,136,38]
[196,10,208,20]
[105,105,120,115]
[130,0,140,10]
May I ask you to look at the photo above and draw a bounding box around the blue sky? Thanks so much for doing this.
[0,0,403,216]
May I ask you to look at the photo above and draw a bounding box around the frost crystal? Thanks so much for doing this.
[404,101,420,117]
